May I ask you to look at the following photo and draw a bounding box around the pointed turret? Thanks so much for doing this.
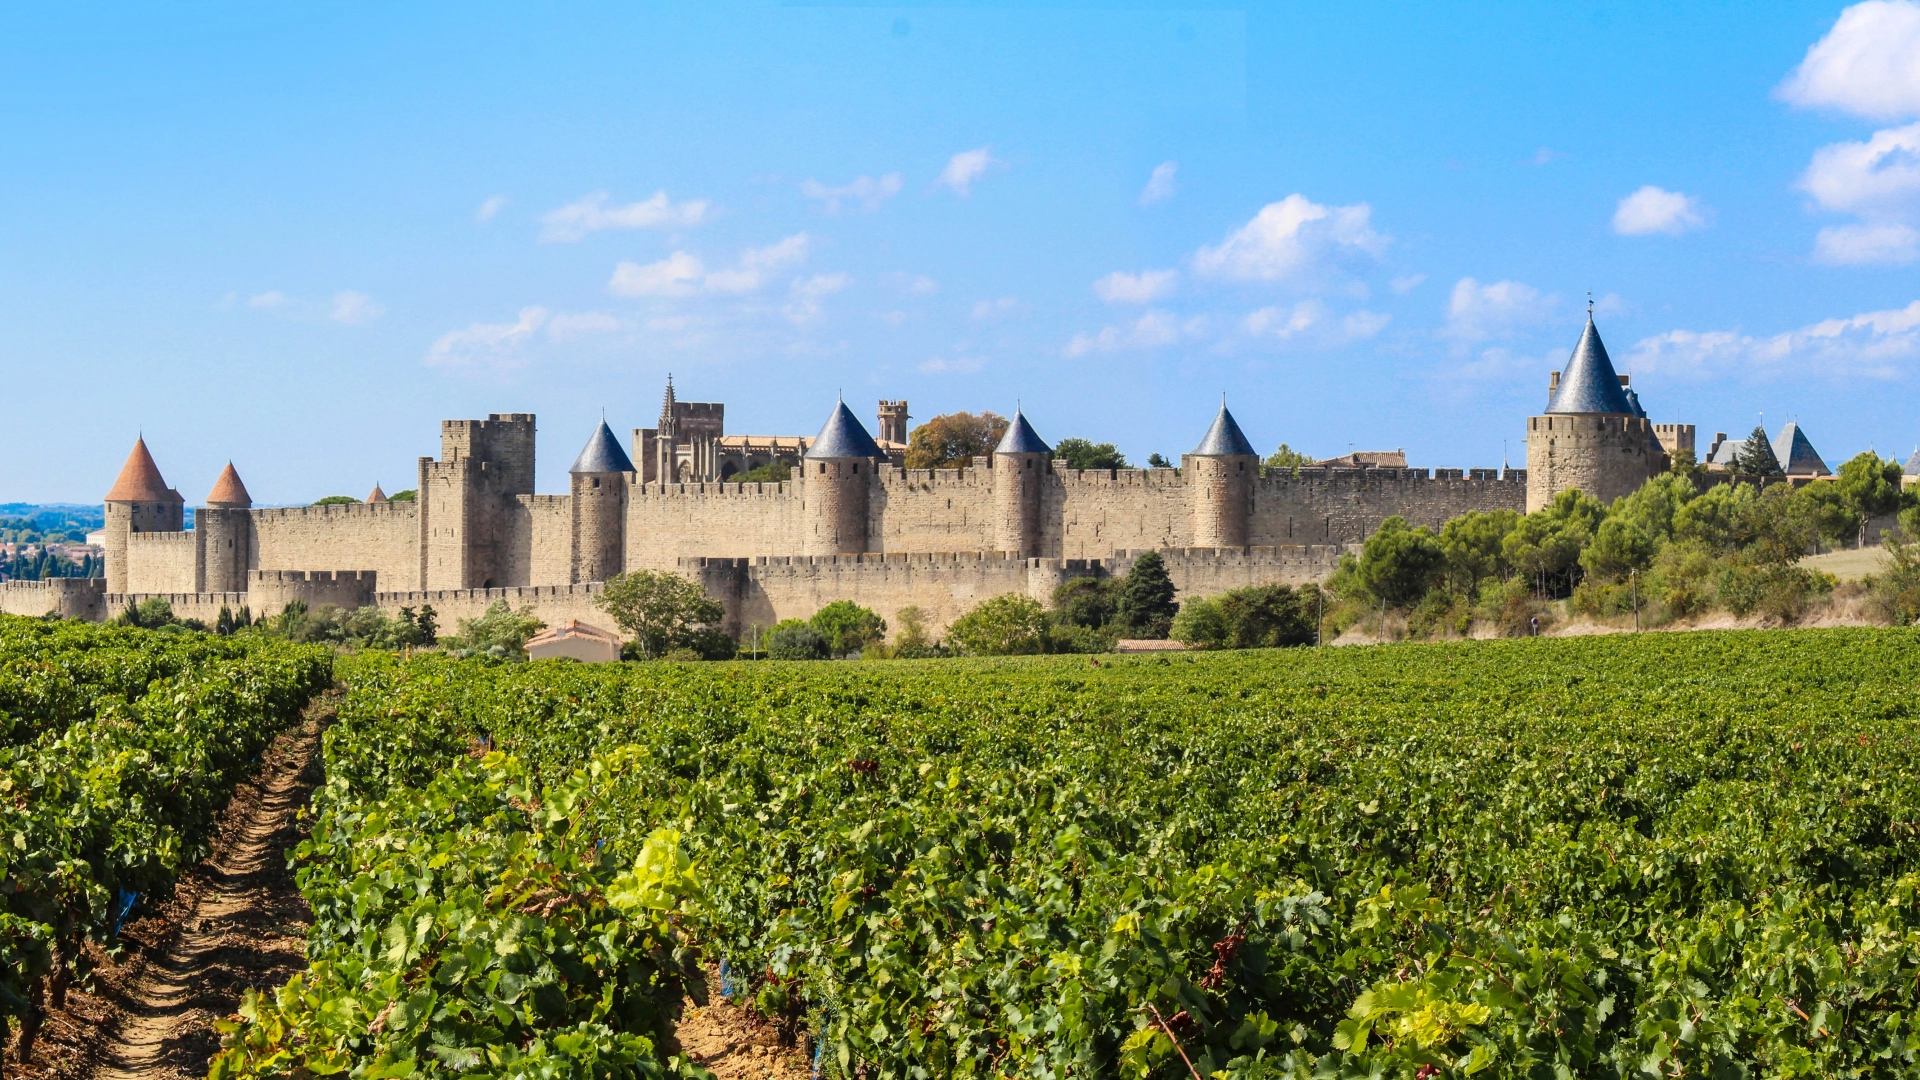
[366,484,388,504]
[806,400,886,460]
[207,462,253,508]
[1546,315,1634,415]
[105,437,179,503]
[994,409,1051,455]
[1773,422,1830,477]
[570,420,637,474]
[1191,403,1257,457]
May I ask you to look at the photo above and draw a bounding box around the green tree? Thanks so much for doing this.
[1503,490,1604,597]
[1115,552,1178,638]
[1438,509,1520,593]
[808,601,887,657]
[1835,450,1906,547]
[1667,446,1703,478]
[1792,481,1857,549]
[115,596,177,629]
[1357,516,1445,606]
[312,495,360,506]
[1673,482,1759,553]
[1051,438,1128,470]
[1171,584,1319,649]
[1610,472,1696,545]
[947,593,1049,655]
[442,601,546,660]
[387,489,417,501]
[733,460,792,484]
[1729,426,1782,476]
[1579,515,1656,582]
[1741,484,1817,567]
[1264,443,1312,474]
[1146,453,1171,468]
[1050,576,1121,629]
[766,619,829,660]
[903,411,1008,470]
[595,569,727,660]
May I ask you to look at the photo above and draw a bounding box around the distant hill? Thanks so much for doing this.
[0,504,107,534]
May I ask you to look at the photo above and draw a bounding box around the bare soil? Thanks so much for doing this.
[8,698,330,1080]
[670,969,812,1080]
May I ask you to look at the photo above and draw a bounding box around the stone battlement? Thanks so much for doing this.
[0,578,107,621]
[250,501,418,522]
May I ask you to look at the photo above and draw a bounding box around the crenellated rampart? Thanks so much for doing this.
[0,578,107,621]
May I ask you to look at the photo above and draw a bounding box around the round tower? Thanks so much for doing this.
[103,437,185,595]
[569,420,634,583]
[802,399,883,556]
[1183,402,1258,549]
[201,462,253,594]
[992,409,1051,558]
[1524,313,1657,512]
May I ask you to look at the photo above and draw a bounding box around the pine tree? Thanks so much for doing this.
[1731,425,1782,476]
[1116,552,1179,639]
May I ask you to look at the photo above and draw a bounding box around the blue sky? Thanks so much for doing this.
[5,1,1920,503]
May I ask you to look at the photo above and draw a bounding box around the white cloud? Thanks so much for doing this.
[329,291,383,325]
[546,311,631,340]
[1612,186,1709,235]
[1814,221,1920,264]
[1063,309,1204,357]
[1800,122,1920,215]
[1442,277,1557,342]
[1626,298,1920,380]
[1093,269,1178,304]
[426,306,549,370]
[1777,0,1920,121]
[704,234,810,293]
[248,291,292,310]
[1242,301,1389,344]
[1530,147,1565,166]
[539,190,709,242]
[607,234,812,298]
[609,252,705,297]
[1191,194,1388,283]
[475,195,509,223]
[1138,161,1178,206]
[971,296,1018,320]
[920,355,985,374]
[939,146,1000,196]
[801,173,904,214]
[1390,273,1427,294]
[783,272,850,326]
[881,272,939,296]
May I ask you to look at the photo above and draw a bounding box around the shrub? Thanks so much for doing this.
[766,619,830,660]
[1172,584,1320,649]
[947,594,1048,656]
[1051,438,1128,471]
[441,601,545,660]
[595,569,727,660]
[809,601,887,657]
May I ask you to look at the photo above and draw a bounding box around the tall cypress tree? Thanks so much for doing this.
[1117,552,1179,639]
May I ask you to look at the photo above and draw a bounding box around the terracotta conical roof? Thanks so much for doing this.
[206,462,252,507]
[994,409,1051,455]
[367,484,388,503]
[105,437,180,502]
[1546,315,1635,415]
[1191,403,1256,457]
[1773,423,1830,477]
[806,399,886,460]
[570,420,637,474]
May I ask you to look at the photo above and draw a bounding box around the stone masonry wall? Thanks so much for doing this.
[126,531,200,593]
[522,495,574,586]
[0,579,106,621]
[376,584,615,640]
[251,502,421,590]
[1249,467,1527,542]
[626,481,803,570]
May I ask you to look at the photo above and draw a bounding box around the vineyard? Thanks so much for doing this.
[0,616,332,1065]
[197,627,1920,1079]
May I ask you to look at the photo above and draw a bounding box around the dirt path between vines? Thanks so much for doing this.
[87,702,330,1080]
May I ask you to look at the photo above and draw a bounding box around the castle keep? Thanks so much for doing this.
[7,316,1687,638]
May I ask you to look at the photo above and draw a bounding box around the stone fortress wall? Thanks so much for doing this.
[15,313,1704,638]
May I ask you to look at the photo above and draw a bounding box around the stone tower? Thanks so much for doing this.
[1525,314,1657,512]
[992,409,1050,558]
[802,400,883,556]
[103,437,184,595]
[569,420,633,584]
[201,462,253,594]
[1184,402,1258,548]
[419,413,537,590]
[877,400,910,445]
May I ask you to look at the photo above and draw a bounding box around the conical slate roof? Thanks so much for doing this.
[366,484,388,504]
[1905,448,1920,477]
[994,409,1050,454]
[1191,403,1256,457]
[206,462,252,507]
[105,437,179,502]
[1773,423,1830,476]
[570,420,636,474]
[806,400,886,460]
[1547,316,1635,415]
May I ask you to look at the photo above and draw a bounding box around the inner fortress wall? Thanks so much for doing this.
[1052,468,1192,556]
[250,501,421,590]
[126,531,200,594]
[625,480,804,570]
[871,468,996,553]
[517,495,574,587]
[1249,468,1529,542]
